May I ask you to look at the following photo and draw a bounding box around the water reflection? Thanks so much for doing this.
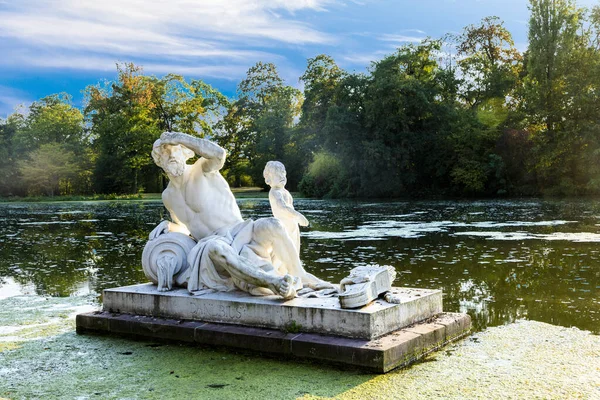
[0,199,598,334]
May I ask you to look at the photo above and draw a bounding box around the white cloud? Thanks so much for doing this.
[379,34,426,43]
[338,30,429,67]
[339,49,390,66]
[0,0,336,79]
[142,64,252,80]
[2,53,264,81]
[0,1,334,48]
[400,29,427,35]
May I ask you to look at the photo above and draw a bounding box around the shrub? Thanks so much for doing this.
[299,151,343,198]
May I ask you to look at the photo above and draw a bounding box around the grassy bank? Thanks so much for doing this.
[0,188,291,203]
[0,193,149,203]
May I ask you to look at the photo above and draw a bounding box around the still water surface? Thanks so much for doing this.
[0,199,598,333]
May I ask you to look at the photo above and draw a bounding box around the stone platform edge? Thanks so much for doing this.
[76,311,471,373]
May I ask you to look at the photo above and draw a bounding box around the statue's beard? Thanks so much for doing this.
[164,160,185,177]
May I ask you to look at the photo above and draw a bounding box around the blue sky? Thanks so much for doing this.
[0,0,596,117]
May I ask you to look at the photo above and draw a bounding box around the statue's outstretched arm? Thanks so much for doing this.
[271,190,309,226]
[159,131,226,172]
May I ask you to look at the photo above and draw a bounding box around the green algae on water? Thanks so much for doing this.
[1,293,600,399]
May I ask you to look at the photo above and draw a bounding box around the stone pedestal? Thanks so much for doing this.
[76,284,470,372]
[101,283,442,340]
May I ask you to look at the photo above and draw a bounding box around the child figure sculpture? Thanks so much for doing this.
[263,161,309,255]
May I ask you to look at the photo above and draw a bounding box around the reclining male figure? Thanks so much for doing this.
[150,131,329,299]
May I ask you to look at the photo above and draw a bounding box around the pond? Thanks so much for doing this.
[0,198,598,334]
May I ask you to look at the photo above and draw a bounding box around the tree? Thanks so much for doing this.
[223,62,302,188]
[525,0,581,132]
[298,55,345,153]
[524,0,597,194]
[13,93,86,154]
[8,94,93,195]
[456,16,522,108]
[216,102,254,187]
[85,64,159,193]
[151,75,229,135]
[18,143,80,196]
[253,86,302,184]
[85,63,227,194]
[359,41,459,196]
[318,73,369,196]
[237,62,284,106]
[0,112,25,196]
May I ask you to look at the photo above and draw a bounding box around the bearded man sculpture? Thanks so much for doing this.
[142,131,329,300]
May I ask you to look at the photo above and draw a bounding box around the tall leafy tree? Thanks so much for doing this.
[298,55,344,153]
[18,143,80,196]
[524,0,589,194]
[86,64,159,193]
[450,18,523,195]
[13,93,86,154]
[0,112,25,196]
[216,101,253,187]
[10,94,92,195]
[360,41,459,196]
[456,16,522,108]
[525,0,581,132]
[223,62,302,188]
[86,63,226,194]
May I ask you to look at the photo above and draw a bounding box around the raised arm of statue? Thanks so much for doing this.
[159,131,226,173]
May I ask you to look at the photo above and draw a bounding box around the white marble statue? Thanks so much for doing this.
[143,131,331,299]
[263,161,309,255]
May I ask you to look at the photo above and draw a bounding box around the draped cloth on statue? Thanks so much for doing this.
[175,219,269,293]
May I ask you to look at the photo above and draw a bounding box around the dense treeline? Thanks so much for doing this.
[2,0,600,198]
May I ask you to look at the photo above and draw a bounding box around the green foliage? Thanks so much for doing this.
[85,63,225,194]
[476,98,509,128]
[307,41,468,197]
[360,41,446,196]
[0,113,25,196]
[525,0,581,132]
[221,62,303,189]
[85,66,159,193]
[522,0,600,195]
[14,93,86,154]
[216,101,253,187]
[456,16,522,108]
[4,3,600,199]
[1,94,92,196]
[298,55,344,154]
[18,143,80,196]
[298,151,343,197]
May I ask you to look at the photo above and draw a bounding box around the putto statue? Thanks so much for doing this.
[142,131,331,300]
[263,161,309,255]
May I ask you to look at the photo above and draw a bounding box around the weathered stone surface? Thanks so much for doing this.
[102,283,442,339]
[76,311,471,372]
[434,312,473,342]
[339,265,396,309]
[193,323,295,355]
